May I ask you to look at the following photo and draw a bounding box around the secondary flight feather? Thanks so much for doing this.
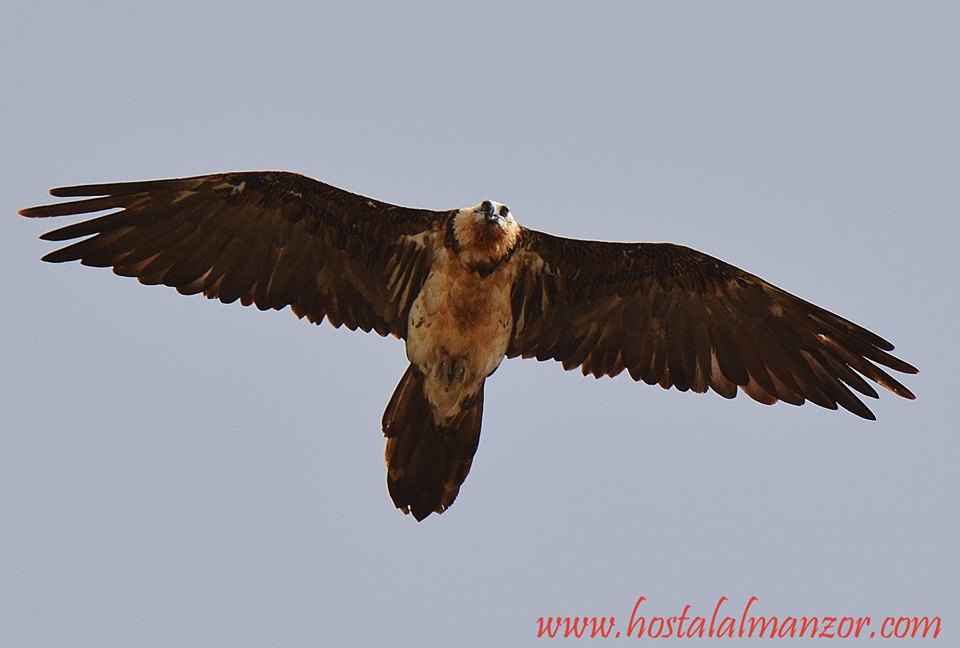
[20,171,917,520]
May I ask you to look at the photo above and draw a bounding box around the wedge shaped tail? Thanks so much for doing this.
[382,365,484,521]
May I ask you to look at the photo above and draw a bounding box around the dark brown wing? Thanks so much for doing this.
[508,229,917,420]
[20,171,447,338]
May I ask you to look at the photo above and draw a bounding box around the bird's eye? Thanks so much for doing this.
[480,200,493,215]
[499,205,510,217]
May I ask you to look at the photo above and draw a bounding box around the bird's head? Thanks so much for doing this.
[451,200,521,271]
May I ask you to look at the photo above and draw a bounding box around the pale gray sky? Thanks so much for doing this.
[2,2,957,646]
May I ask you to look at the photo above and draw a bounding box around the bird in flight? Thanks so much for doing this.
[20,171,917,520]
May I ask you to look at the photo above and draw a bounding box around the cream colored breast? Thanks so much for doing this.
[406,247,518,414]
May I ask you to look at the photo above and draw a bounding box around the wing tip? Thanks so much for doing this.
[892,385,917,400]
[18,204,51,218]
[898,360,919,375]
[40,248,77,264]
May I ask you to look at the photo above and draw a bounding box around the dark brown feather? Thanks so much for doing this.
[382,365,483,520]
[20,171,447,338]
[509,231,917,419]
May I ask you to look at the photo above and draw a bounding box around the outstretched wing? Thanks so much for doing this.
[508,230,917,419]
[20,172,447,338]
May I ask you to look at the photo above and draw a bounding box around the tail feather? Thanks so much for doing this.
[382,365,483,521]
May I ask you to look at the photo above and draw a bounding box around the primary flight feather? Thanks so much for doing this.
[20,171,917,520]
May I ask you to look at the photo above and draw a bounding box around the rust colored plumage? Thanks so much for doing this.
[20,171,918,520]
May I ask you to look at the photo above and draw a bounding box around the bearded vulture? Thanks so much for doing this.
[20,172,917,520]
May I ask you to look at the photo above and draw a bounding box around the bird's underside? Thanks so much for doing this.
[20,171,918,520]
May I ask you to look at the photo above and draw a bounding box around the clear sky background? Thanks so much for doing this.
[2,2,957,646]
